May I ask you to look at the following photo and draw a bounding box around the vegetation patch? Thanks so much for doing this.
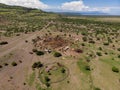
[74,49,83,53]
[100,56,120,66]
[94,87,101,90]
[4,63,8,66]
[35,83,44,90]
[0,41,8,45]
[27,71,36,86]
[32,61,43,69]
[112,66,119,73]
[11,61,17,66]
[0,65,3,68]
[117,48,120,51]
[39,62,69,85]
[96,52,102,56]
[54,52,62,57]
[36,51,44,56]
[77,59,91,74]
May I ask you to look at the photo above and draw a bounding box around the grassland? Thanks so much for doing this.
[0,3,120,90]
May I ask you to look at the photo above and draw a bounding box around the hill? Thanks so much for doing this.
[0,3,59,36]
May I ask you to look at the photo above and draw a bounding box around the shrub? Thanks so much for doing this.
[112,66,119,73]
[99,47,102,51]
[105,52,108,55]
[118,55,120,58]
[16,34,20,36]
[61,68,66,73]
[82,37,87,41]
[69,34,71,37]
[4,63,8,66]
[11,62,17,66]
[67,81,70,83]
[45,82,50,87]
[45,76,50,82]
[94,87,101,90]
[54,52,62,57]
[0,41,8,45]
[32,49,37,52]
[81,43,85,46]
[96,52,102,56]
[19,60,22,63]
[103,42,109,46]
[74,49,83,53]
[117,48,120,51]
[89,40,95,44]
[25,40,28,43]
[23,82,26,85]
[36,51,44,56]
[81,32,87,35]
[85,66,91,71]
[0,65,3,68]
[64,34,66,36]
[97,37,100,40]
[32,61,43,69]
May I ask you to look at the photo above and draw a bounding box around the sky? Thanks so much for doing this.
[0,0,120,15]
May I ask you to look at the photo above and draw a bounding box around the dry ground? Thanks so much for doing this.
[0,21,120,90]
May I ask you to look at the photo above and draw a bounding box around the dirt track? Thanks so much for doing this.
[0,22,51,58]
[0,22,52,90]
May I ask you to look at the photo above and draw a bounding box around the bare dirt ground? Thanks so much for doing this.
[0,22,51,90]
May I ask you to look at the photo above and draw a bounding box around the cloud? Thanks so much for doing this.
[61,0,89,11]
[61,0,111,12]
[0,0,49,9]
[0,0,116,13]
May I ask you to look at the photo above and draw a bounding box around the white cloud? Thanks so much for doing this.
[61,0,89,11]
[61,0,111,12]
[0,0,49,9]
[0,0,116,13]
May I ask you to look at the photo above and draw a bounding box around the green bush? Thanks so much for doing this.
[103,42,109,46]
[105,52,108,55]
[112,66,119,73]
[54,52,62,57]
[11,62,17,66]
[36,51,44,56]
[81,32,87,35]
[82,37,87,41]
[85,66,91,71]
[45,82,50,87]
[96,52,102,56]
[117,48,120,51]
[61,68,66,73]
[94,87,101,90]
[0,41,8,45]
[89,40,95,44]
[45,76,50,82]
[32,61,43,69]
[118,55,120,58]
[99,47,102,50]
[81,43,85,46]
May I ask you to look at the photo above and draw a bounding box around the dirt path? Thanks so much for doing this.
[0,22,51,58]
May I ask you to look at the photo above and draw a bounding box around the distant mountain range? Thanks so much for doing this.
[55,11,109,16]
